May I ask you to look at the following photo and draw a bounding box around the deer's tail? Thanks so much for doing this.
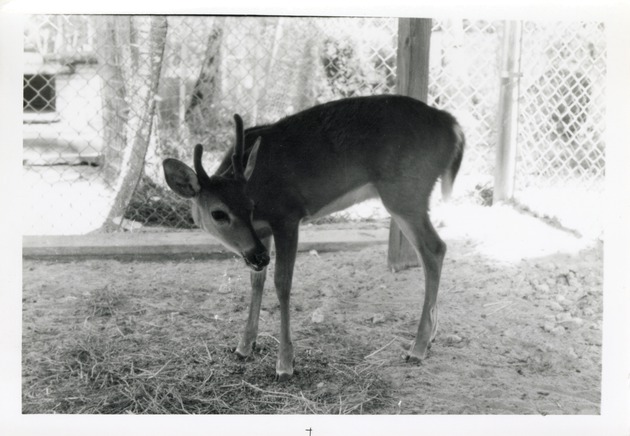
[441,121,465,201]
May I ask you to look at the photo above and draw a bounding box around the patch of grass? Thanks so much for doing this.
[23,282,393,414]
[25,333,391,414]
[86,285,126,318]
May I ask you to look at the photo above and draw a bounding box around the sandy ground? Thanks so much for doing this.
[22,205,603,414]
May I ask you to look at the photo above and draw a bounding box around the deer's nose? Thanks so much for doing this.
[243,248,270,271]
[255,250,270,265]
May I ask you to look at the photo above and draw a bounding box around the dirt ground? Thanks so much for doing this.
[22,208,603,415]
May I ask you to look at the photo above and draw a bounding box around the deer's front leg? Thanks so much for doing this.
[235,236,271,358]
[234,268,267,358]
[271,221,299,381]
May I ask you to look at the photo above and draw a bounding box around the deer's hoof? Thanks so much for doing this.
[405,354,424,365]
[234,346,251,360]
[405,345,429,364]
[275,359,294,382]
[275,371,293,382]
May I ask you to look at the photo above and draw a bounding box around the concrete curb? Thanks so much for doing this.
[23,227,390,260]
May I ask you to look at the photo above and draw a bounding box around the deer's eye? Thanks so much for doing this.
[211,210,230,223]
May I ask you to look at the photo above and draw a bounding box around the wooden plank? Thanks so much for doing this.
[387,17,432,272]
[22,228,389,260]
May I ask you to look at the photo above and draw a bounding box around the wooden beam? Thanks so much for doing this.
[387,17,432,272]
[396,18,432,102]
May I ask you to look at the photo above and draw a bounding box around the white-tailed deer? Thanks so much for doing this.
[163,95,465,381]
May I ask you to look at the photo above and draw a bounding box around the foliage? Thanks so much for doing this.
[124,175,196,229]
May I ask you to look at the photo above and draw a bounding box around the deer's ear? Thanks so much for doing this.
[244,137,262,181]
[163,158,200,198]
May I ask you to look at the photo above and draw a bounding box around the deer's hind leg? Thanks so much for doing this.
[377,182,447,361]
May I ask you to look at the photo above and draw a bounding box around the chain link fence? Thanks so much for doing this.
[514,22,606,236]
[428,20,503,204]
[22,15,606,236]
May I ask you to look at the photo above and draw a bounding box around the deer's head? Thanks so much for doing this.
[163,115,268,271]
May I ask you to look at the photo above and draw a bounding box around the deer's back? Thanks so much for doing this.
[235,95,461,220]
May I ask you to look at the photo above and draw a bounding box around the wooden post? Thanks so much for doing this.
[493,21,522,203]
[387,18,432,272]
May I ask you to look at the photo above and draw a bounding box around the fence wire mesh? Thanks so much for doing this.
[515,21,606,236]
[428,19,503,201]
[22,15,605,236]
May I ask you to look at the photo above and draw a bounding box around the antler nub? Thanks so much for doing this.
[232,114,246,181]
[193,144,212,185]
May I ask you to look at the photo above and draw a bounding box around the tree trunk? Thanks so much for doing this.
[97,16,130,182]
[294,21,318,111]
[254,17,284,124]
[387,18,432,271]
[99,16,168,232]
[185,17,224,133]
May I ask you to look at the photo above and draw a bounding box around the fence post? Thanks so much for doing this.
[493,20,522,203]
[387,17,432,272]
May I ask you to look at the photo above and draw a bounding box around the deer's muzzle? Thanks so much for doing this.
[242,249,270,271]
